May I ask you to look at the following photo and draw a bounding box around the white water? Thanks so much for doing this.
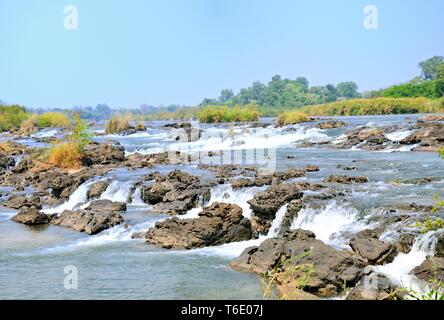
[385,130,413,142]
[31,129,58,138]
[42,179,97,214]
[374,231,441,292]
[290,202,369,248]
[100,180,134,203]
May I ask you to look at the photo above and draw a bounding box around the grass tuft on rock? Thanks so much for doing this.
[105,113,132,134]
[277,111,311,126]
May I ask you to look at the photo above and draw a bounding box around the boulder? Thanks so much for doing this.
[0,154,15,170]
[346,272,405,300]
[11,207,50,225]
[325,175,369,184]
[230,229,366,297]
[411,257,444,282]
[248,183,303,220]
[85,199,127,212]
[349,230,397,265]
[83,142,126,166]
[3,194,42,210]
[435,233,444,257]
[317,121,346,129]
[51,210,124,235]
[401,122,444,152]
[87,180,109,199]
[146,203,252,249]
[304,165,320,172]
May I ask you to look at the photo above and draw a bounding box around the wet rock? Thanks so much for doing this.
[324,175,369,184]
[248,183,303,221]
[333,127,391,151]
[280,199,304,235]
[393,233,417,254]
[346,272,405,300]
[317,121,346,129]
[85,199,127,212]
[125,152,171,168]
[0,154,15,170]
[304,165,320,172]
[199,164,257,179]
[11,207,50,225]
[83,142,126,166]
[87,180,110,199]
[411,257,444,282]
[230,229,366,297]
[231,176,273,189]
[349,230,397,265]
[435,233,444,257]
[273,168,306,181]
[400,177,443,185]
[51,210,124,235]
[146,203,252,249]
[141,170,209,215]
[337,164,357,171]
[401,122,444,152]
[4,194,42,209]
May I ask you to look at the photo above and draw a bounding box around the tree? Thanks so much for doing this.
[94,104,112,121]
[219,89,234,103]
[437,63,444,80]
[337,82,360,99]
[295,77,309,91]
[419,56,444,80]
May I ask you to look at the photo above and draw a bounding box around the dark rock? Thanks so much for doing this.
[51,210,124,235]
[304,165,320,172]
[83,142,126,166]
[146,203,252,249]
[346,272,405,300]
[349,230,397,265]
[325,175,369,184]
[435,233,444,257]
[87,180,110,199]
[85,199,127,212]
[4,194,42,209]
[11,207,50,225]
[411,257,444,282]
[317,121,346,129]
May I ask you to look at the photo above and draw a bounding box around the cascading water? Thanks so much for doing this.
[100,180,134,203]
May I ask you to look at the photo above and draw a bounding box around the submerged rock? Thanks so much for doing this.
[349,230,397,265]
[85,199,127,212]
[146,202,252,249]
[325,175,369,184]
[230,229,366,297]
[11,207,50,225]
[51,210,124,235]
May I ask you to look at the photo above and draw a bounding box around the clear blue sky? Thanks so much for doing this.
[0,0,443,109]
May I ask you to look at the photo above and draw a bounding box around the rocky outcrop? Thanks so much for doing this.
[83,142,126,166]
[346,271,405,300]
[418,115,444,122]
[411,257,444,282]
[87,180,109,199]
[333,127,391,151]
[0,154,15,170]
[85,199,127,212]
[51,210,124,235]
[317,121,346,129]
[4,194,42,209]
[248,183,303,218]
[435,233,444,257]
[401,122,444,152]
[146,203,252,249]
[349,230,397,265]
[231,168,306,189]
[325,175,369,184]
[141,170,210,215]
[230,229,366,297]
[11,207,50,225]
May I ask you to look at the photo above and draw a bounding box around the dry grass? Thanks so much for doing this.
[0,142,14,154]
[19,114,38,136]
[105,113,132,134]
[277,111,311,126]
[47,141,83,169]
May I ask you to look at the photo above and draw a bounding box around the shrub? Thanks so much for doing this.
[277,111,310,126]
[19,114,38,136]
[198,104,260,123]
[47,141,83,169]
[439,146,444,159]
[37,112,70,128]
[414,218,444,234]
[105,113,132,134]
[381,80,441,99]
[0,105,29,132]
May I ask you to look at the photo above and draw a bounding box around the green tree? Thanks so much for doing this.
[419,56,444,80]
[295,77,309,92]
[219,89,234,103]
[437,64,444,80]
[337,82,360,99]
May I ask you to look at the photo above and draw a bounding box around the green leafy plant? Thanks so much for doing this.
[414,218,444,234]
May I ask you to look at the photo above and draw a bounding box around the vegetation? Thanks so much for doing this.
[0,105,29,132]
[414,218,444,234]
[277,111,311,126]
[439,146,444,159]
[36,112,70,128]
[299,97,443,116]
[19,114,38,136]
[105,113,132,134]
[379,79,443,99]
[47,114,91,169]
[197,105,260,123]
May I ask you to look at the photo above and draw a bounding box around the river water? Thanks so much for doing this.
[1,114,443,299]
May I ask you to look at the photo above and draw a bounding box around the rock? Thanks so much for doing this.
[317,121,346,129]
[401,122,444,152]
[333,127,391,151]
[349,230,397,265]
[51,210,124,235]
[346,272,405,300]
[411,257,444,282]
[3,194,42,210]
[435,233,444,257]
[87,180,109,199]
[85,199,127,212]
[230,229,366,297]
[418,115,444,122]
[141,170,209,215]
[83,142,126,166]
[0,154,15,170]
[248,183,303,221]
[273,168,306,181]
[146,203,252,249]
[11,207,50,225]
[231,176,273,189]
[337,164,357,171]
[304,165,320,172]
[394,233,417,254]
[325,175,369,184]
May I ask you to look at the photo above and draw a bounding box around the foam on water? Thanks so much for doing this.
[100,180,134,203]
[31,129,59,138]
[385,130,413,142]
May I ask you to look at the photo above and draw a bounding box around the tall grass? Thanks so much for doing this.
[0,105,29,132]
[19,114,38,136]
[299,97,444,116]
[277,111,311,126]
[105,113,132,134]
[198,104,260,123]
[37,112,70,128]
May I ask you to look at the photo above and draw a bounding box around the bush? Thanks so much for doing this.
[414,218,444,234]
[198,104,260,123]
[37,112,70,128]
[299,97,443,116]
[47,141,83,169]
[440,147,444,159]
[105,113,132,134]
[381,80,441,99]
[277,111,310,126]
[0,105,29,132]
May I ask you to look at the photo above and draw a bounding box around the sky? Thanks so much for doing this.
[0,0,443,109]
